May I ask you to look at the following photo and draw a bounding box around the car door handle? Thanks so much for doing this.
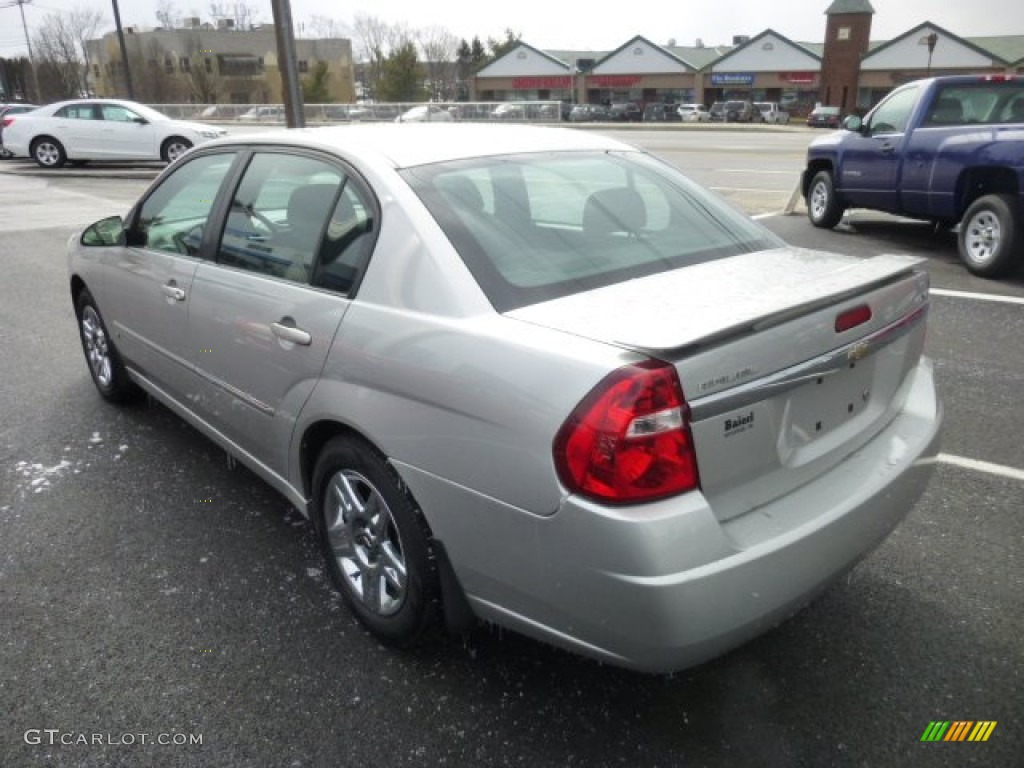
[162,282,186,302]
[271,319,311,346]
[880,143,896,154]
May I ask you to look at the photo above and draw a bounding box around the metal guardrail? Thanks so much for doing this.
[149,101,566,124]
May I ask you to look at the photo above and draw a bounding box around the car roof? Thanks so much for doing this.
[203,123,634,169]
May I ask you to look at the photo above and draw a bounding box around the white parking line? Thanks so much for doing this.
[935,453,1024,482]
[930,288,1024,306]
[710,186,790,194]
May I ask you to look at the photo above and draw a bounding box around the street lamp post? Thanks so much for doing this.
[922,32,938,77]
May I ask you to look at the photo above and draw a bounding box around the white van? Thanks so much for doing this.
[754,102,790,124]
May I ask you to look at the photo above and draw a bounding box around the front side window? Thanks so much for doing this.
[134,152,238,257]
[100,104,141,122]
[216,152,374,291]
[867,85,920,135]
[405,151,781,311]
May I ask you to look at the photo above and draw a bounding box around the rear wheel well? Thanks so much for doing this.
[300,420,375,507]
[957,167,1019,217]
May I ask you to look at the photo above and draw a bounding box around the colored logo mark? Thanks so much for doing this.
[920,721,997,742]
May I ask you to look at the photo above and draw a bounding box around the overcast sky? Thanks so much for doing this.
[3,0,1023,57]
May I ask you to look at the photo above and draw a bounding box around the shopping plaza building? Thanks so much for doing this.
[470,0,1024,116]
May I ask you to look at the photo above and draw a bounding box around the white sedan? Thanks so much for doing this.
[1,98,228,168]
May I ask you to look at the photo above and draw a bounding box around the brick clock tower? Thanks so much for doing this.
[820,0,874,113]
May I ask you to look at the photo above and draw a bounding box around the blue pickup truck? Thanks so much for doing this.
[803,75,1024,277]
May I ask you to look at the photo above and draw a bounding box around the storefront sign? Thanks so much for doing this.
[512,76,571,89]
[710,72,755,86]
[781,71,816,84]
[588,75,643,88]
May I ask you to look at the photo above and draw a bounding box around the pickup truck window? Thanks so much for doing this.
[868,85,920,135]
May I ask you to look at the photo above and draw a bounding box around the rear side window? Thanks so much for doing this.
[404,151,781,311]
[55,104,97,120]
[928,82,1024,124]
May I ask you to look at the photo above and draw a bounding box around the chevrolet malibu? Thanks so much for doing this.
[3,98,227,167]
[68,124,942,672]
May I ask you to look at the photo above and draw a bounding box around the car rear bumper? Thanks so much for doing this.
[399,359,941,673]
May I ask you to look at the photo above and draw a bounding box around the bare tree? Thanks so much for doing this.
[351,13,394,100]
[130,39,183,103]
[155,0,178,29]
[418,27,458,101]
[208,2,260,30]
[181,33,223,103]
[307,15,349,39]
[30,6,105,100]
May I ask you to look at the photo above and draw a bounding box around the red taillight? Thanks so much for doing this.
[835,304,872,333]
[554,360,700,504]
[1,117,13,128]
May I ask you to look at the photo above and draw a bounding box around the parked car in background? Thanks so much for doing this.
[69,123,941,673]
[0,103,37,158]
[239,106,284,122]
[609,102,642,122]
[491,103,526,120]
[806,105,842,128]
[708,101,728,122]
[643,102,682,122]
[568,104,611,122]
[722,100,762,123]
[677,103,711,122]
[395,104,453,123]
[755,101,790,124]
[1,99,227,167]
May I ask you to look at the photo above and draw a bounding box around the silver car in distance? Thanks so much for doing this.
[68,124,942,673]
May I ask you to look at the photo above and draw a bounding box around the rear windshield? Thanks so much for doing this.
[402,151,781,311]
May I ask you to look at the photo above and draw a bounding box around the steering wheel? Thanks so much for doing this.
[172,224,204,256]
[246,209,279,235]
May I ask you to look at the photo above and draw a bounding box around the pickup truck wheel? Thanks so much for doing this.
[958,194,1020,278]
[807,170,845,229]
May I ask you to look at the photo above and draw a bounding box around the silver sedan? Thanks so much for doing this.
[68,124,942,672]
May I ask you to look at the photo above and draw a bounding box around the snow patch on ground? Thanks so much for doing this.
[13,459,74,495]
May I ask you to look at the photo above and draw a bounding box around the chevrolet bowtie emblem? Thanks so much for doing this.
[847,341,871,362]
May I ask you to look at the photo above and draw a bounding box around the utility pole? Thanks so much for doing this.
[111,0,134,99]
[269,0,304,127]
[2,0,42,102]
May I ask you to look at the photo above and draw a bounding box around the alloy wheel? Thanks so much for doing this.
[323,469,407,616]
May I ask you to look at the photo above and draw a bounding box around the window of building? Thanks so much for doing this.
[837,27,851,41]
[218,54,263,76]
[298,60,309,73]
[205,58,213,73]
[180,57,191,73]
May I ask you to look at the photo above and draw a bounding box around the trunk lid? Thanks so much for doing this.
[508,247,931,521]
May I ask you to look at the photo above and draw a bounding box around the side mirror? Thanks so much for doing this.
[843,115,864,133]
[80,216,126,247]
[132,116,148,125]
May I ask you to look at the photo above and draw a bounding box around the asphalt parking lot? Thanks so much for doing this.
[1,130,1021,767]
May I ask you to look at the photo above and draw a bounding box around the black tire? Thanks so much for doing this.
[313,436,439,645]
[807,169,845,229]
[958,194,1020,278]
[75,289,140,403]
[31,136,67,168]
[161,136,192,164]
